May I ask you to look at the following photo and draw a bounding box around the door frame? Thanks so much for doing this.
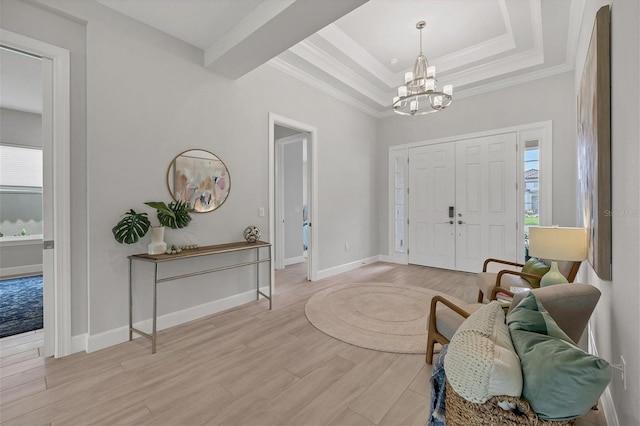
[269,113,318,282]
[389,121,553,265]
[1,30,71,357]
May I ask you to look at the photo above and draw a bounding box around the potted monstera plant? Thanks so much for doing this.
[112,201,192,251]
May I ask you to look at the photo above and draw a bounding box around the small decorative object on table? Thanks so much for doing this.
[243,226,261,243]
[165,244,198,255]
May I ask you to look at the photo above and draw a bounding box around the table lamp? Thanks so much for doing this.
[528,226,587,286]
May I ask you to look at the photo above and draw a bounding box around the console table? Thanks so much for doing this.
[128,240,272,353]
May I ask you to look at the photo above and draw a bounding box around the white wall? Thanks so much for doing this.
[3,0,378,340]
[377,71,577,255]
[574,1,640,425]
[0,1,88,336]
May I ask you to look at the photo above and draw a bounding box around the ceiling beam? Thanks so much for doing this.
[204,0,368,79]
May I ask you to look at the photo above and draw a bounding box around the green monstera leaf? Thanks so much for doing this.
[112,209,151,244]
[149,200,192,229]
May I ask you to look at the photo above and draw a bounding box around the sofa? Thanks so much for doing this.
[441,290,611,425]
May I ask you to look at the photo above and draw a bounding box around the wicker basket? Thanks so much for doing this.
[445,381,576,426]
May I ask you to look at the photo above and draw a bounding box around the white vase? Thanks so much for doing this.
[148,226,167,255]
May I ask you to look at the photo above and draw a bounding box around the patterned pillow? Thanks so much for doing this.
[445,302,522,403]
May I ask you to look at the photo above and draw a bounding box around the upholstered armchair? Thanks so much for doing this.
[426,283,600,364]
[475,258,581,303]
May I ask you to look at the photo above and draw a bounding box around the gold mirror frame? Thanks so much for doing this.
[166,149,231,213]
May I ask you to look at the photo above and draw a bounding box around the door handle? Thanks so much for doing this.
[444,220,454,224]
[458,220,465,225]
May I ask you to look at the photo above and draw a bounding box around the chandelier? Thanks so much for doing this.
[392,21,453,116]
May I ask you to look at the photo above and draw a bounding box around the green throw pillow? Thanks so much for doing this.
[521,258,550,288]
[507,293,611,420]
[507,291,571,342]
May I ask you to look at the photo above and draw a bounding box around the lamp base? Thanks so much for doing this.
[540,261,569,287]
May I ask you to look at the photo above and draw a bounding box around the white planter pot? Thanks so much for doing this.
[148,226,167,254]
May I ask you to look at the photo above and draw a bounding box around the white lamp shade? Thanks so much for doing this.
[528,226,587,261]
[404,72,413,83]
[426,79,435,91]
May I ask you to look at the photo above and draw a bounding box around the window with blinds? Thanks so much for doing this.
[0,144,43,237]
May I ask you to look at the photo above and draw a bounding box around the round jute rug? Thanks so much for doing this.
[304,282,465,354]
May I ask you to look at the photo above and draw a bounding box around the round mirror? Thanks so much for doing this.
[166,149,230,213]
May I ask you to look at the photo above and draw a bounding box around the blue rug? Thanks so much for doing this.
[0,275,43,339]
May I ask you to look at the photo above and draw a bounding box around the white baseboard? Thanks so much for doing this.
[0,264,43,278]
[377,254,392,263]
[316,255,380,280]
[589,326,619,426]
[284,256,305,266]
[86,289,260,353]
[71,333,88,354]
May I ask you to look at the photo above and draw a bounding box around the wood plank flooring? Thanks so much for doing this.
[0,262,606,425]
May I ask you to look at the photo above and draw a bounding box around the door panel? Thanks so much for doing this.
[455,133,517,272]
[408,144,455,269]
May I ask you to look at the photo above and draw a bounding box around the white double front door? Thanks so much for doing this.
[408,133,518,273]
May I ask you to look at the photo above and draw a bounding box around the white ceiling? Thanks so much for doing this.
[1,0,584,118]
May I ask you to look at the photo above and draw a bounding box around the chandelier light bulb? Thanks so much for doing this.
[426,79,435,92]
[398,85,407,97]
[444,85,453,96]
[427,66,436,78]
[410,100,418,112]
[404,72,413,84]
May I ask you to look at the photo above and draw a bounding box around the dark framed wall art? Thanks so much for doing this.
[577,5,612,280]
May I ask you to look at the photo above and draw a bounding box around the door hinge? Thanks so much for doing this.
[516,182,518,190]
[407,218,410,225]
[407,187,410,194]
[407,248,410,255]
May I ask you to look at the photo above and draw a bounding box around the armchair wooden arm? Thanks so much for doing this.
[426,288,510,364]
[427,295,470,364]
[476,269,539,303]
[483,258,525,272]
[489,286,514,299]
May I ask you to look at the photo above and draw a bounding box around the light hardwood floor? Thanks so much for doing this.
[0,262,606,425]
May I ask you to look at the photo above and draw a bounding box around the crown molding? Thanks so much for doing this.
[316,24,397,87]
[444,47,544,88]
[268,57,384,118]
[565,0,587,69]
[424,0,516,74]
[452,60,573,100]
[288,40,389,105]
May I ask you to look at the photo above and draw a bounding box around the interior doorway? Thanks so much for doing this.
[0,46,46,352]
[1,30,72,357]
[269,114,318,285]
[275,128,309,270]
